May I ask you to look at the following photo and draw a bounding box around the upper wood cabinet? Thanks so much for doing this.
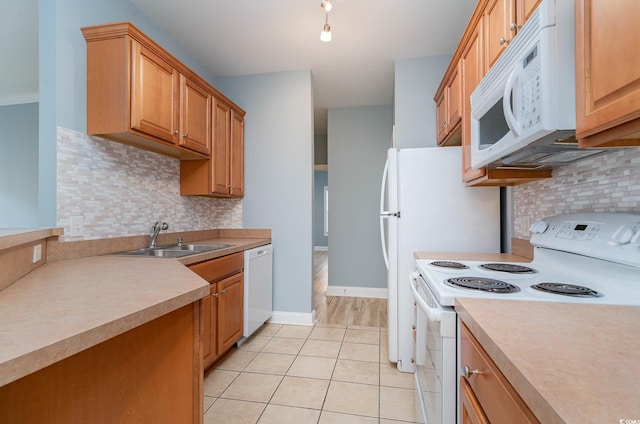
[179,75,212,156]
[130,41,179,146]
[229,111,245,197]
[82,22,239,160]
[484,0,541,67]
[575,0,640,148]
[180,97,245,198]
[461,23,487,183]
[436,63,462,146]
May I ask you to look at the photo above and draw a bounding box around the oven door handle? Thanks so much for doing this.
[410,272,442,323]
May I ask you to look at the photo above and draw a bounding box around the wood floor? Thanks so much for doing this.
[313,250,387,328]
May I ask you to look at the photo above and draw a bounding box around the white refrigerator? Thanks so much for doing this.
[380,146,500,373]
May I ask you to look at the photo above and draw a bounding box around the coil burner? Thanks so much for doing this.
[429,261,469,269]
[444,277,520,293]
[479,263,536,274]
[531,283,602,298]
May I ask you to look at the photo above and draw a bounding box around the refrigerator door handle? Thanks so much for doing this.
[380,216,390,269]
[380,158,390,269]
[380,159,389,215]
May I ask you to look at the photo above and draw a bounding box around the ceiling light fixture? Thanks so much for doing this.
[321,0,333,12]
[320,12,332,42]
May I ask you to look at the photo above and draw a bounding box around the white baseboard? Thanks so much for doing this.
[314,246,328,251]
[268,310,315,326]
[326,285,388,299]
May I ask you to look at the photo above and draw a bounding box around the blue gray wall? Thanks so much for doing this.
[327,105,392,289]
[394,56,451,148]
[37,0,220,226]
[218,71,314,315]
[0,103,39,227]
[314,170,328,248]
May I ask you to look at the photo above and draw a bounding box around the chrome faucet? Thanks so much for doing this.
[149,221,169,248]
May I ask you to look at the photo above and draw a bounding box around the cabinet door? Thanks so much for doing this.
[484,0,512,68]
[211,282,219,363]
[229,112,245,197]
[212,98,231,195]
[447,64,462,135]
[180,75,211,156]
[201,290,214,369]
[217,273,243,354]
[517,0,541,27]
[435,91,448,143]
[460,377,490,424]
[130,41,179,144]
[462,23,487,183]
[576,0,640,147]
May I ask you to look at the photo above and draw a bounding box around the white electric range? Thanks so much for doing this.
[411,212,640,424]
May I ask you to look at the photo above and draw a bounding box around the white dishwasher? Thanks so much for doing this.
[243,244,273,337]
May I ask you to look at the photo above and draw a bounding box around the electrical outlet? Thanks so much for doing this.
[70,216,84,238]
[33,244,42,263]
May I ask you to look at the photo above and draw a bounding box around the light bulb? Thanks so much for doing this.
[321,0,333,12]
[320,23,332,42]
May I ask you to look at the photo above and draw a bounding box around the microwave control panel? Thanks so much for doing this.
[519,44,542,131]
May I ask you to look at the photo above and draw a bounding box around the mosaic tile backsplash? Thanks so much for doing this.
[57,127,242,240]
[514,147,640,239]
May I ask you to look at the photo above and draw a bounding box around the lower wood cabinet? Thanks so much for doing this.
[189,252,244,370]
[0,304,203,424]
[460,377,490,424]
[460,324,539,423]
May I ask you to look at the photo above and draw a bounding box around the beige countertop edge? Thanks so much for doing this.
[414,251,531,262]
[0,256,209,387]
[455,298,640,424]
[0,228,64,251]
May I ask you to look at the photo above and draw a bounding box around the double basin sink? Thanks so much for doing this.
[113,243,233,258]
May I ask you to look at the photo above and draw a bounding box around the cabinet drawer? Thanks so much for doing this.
[189,252,243,283]
[460,324,539,424]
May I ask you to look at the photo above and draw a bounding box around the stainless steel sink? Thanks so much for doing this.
[111,243,233,258]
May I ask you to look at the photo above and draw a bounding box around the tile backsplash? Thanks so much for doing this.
[513,147,640,238]
[57,127,242,240]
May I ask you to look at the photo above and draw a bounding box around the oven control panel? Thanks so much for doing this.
[530,213,640,268]
[555,221,602,240]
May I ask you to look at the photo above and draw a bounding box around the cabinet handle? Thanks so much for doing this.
[183,133,188,138]
[464,365,481,379]
[510,22,521,32]
[221,289,226,294]
[213,292,219,297]
[499,37,510,46]
[173,130,179,135]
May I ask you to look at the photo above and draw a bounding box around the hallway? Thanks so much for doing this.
[313,251,387,328]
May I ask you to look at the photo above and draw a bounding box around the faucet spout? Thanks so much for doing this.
[149,221,169,248]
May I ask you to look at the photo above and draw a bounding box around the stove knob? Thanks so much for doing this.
[529,220,548,234]
[611,225,635,244]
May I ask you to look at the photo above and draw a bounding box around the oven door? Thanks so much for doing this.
[411,272,457,424]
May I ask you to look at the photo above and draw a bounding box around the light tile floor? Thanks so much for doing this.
[203,323,423,424]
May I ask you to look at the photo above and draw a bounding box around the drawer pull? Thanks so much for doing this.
[464,365,481,379]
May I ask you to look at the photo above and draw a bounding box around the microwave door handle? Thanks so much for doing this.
[503,65,521,136]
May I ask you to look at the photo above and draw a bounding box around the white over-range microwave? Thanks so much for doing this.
[470,0,604,169]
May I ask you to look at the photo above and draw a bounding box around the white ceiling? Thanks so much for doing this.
[3,0,476,133]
